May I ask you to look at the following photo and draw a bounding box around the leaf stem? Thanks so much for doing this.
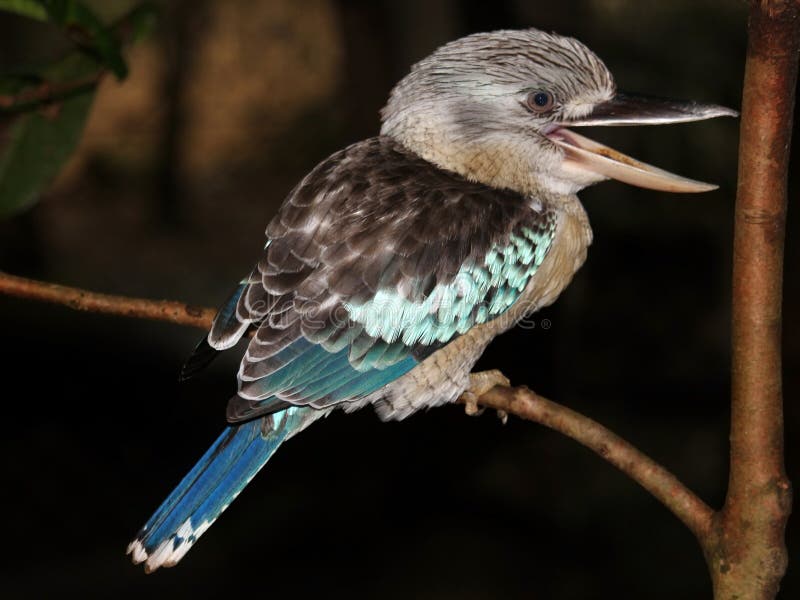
[0,77,98,115]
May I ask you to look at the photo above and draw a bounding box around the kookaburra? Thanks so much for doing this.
[128,27,735,572]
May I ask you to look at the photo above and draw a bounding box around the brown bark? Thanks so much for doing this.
[460,386,715,541]
[701,1,797,598]
[0,270,215,330]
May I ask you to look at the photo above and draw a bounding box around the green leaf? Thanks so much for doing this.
[121,2,157,44]
[0,92,93,217]
[0,2,157,218]
[0,0,48,20]
[37,0,128,79]
[0,1,130,79]
[81,0,141,24]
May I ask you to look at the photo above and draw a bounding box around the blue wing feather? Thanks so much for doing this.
[238,339,419,413]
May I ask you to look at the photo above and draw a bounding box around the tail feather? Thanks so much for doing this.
[127,406,317,572]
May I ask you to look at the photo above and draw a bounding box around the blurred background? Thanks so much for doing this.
[0,0,796,597]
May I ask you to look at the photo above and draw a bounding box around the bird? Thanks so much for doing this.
[127,27,736,572]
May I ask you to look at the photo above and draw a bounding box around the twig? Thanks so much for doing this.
[0,3,157,116]
[0,270,215,329]
[703,1,797,598]
[457,386,715,540]
[0,78,99,115]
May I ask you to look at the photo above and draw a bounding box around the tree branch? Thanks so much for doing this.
[704,1,797,598]
[0,270,215,329]
[0,268,715,544]
[456,386,715,540]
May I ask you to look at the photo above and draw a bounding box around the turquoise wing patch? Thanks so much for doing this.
[344,225,555,346]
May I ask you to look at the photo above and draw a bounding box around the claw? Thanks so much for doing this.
[497,409,508,425]
[460,369,511,420]
[462,391,485,417]
[467,369,511,396]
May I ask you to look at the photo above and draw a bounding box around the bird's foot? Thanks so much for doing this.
[461,369,511,423]
[468,369,512,396]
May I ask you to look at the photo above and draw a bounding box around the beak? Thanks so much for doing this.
[547,93,738,193]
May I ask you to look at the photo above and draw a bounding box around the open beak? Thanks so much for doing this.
[547,93,738,193]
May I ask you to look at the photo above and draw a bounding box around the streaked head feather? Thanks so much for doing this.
[380,28,616,196]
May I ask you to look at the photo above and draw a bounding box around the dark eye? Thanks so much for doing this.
[526,90,555,113]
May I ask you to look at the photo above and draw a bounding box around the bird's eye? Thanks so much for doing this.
[526,90,555,113]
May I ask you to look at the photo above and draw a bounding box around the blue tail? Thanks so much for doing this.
[127,406,314,572]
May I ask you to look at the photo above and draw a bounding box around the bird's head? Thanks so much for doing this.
[380,28,736,197]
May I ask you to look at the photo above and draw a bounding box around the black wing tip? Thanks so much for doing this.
[179,336,220,381]
[226,394,292,424]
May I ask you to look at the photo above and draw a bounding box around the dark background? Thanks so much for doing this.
[0,1,796,598]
